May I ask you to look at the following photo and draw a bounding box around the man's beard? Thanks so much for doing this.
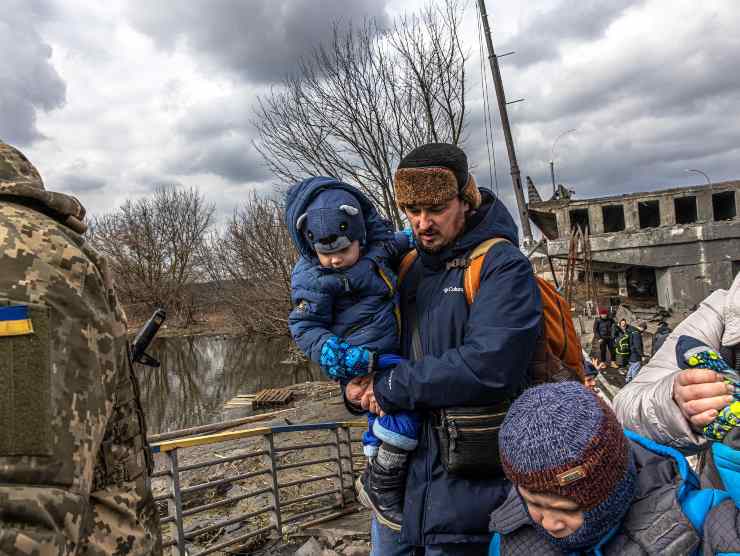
[418,237,453,254]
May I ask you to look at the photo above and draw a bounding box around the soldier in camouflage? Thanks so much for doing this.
[0,142,162,555]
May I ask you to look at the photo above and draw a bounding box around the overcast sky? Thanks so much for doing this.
[3,0,740,228]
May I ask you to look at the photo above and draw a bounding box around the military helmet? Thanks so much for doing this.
[0,141,45,191]
[0,141,87,233]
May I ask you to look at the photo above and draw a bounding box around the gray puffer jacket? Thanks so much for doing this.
[613,273,740,485]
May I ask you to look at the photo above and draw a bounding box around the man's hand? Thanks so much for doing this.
[590,357,607,371]
[360,379,385,416]
[673,368,735,430]
[345,374,372,403]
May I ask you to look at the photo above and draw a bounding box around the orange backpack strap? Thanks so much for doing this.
[463,238,510,304]
[398,250,419,286]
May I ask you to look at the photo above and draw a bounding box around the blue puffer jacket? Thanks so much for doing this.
[372,189,543,546]
[286,176,410,364]
[708,441,740,556]
[714,440,740,506]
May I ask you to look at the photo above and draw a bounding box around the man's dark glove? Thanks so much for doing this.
[377,354,403,370]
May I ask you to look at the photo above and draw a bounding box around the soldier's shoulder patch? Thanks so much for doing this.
[0,305,34,336]
[0,301,51,456]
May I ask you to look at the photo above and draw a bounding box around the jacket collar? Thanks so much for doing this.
[416,189,518,270]
[488,486,531,535]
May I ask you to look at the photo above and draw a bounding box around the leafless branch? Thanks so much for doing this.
[253,0,467,229]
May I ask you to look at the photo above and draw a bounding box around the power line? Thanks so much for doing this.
[474,0,499,197]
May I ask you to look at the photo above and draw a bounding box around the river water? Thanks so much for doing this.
[135,335,320,434]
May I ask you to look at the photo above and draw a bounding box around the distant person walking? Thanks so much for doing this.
[625,320,647,382]
[613,318,630,369]
[651,321,672,357]
[592,309,615,365]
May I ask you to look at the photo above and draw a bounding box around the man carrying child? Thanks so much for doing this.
[286,143,542,554]
[354,143,542,554]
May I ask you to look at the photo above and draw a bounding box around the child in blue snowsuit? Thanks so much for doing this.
[286,176,419,531]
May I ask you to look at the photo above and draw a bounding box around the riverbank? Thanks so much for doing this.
[126,309,244,338]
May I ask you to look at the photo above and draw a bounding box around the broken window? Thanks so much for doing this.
[569,208,589,232]
[638,200,660,229]
[627,267,657,300]
[674,196,697,224]
[713,191,736,221]
[602,204,626,233]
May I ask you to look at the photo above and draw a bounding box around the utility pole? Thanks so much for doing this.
[477,0,533,244]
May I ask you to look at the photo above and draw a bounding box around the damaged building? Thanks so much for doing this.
[527,179,740,310]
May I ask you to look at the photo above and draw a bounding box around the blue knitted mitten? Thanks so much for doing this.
[320,336,373,381]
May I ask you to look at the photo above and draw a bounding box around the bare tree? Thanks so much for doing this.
[202,193,298,338]
[90,185,215,325]
[254,0,467,228]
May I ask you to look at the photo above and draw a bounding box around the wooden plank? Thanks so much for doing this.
[147,408,295,443]
[152,419,366,454]
[152,426,273,453]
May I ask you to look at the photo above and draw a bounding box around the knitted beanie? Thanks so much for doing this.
[499,381,636,551]
[395,143,482,209]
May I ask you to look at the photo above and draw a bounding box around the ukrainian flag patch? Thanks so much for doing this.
[0,305,34,336]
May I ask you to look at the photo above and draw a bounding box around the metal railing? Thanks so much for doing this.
[150,421,367,555]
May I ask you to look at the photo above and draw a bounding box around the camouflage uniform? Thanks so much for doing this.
[0,143,162,555]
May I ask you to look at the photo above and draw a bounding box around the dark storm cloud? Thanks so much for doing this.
[57,174,106,194]
[0,0,66,145]
[520,33,740,126]
[166,94,272,184]
[463,26,740,227]
[126,0,390,84]
[498,0,644,68]
[461,2,740,215]
[167,134,272,184]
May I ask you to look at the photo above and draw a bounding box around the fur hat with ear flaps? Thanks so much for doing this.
[394,143,482,209]
[296,188,366,254]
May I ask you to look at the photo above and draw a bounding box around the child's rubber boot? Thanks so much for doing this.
[356,458,404,531]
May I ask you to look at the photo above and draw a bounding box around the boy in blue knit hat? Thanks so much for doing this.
[285,176,419,531]
[489,381,737,555]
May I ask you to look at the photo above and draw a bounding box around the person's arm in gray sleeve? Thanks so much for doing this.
[613,289,728,452]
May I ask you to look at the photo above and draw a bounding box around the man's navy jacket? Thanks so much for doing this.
[372,189,543,546]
